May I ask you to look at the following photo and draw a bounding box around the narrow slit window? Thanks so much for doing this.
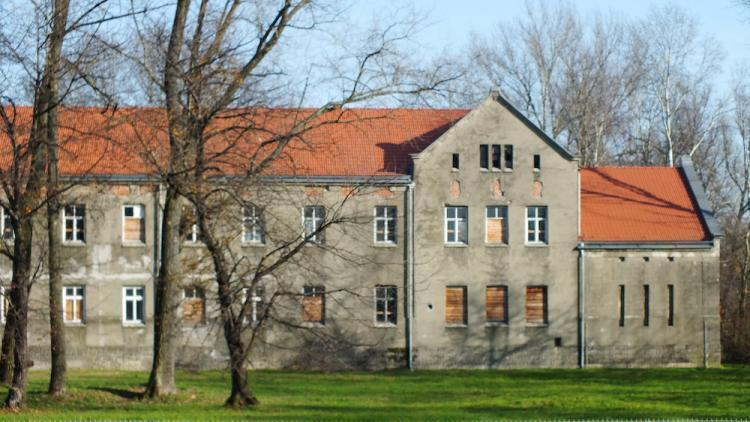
[618,285,625,327]
[452,153,460,170]
[643,285,650,327]
[479,145,489,170]
[504,145,514,170]
[491,145,502,169]
[533,154,541,171]
[667,284,675,326]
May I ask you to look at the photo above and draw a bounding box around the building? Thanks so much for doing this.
[1,93,721,370]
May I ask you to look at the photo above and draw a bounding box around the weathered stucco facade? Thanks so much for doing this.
[1,93,721,370]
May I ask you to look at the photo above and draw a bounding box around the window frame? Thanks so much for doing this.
[373,206,397,245]
[122,286,145,325]
[491,145,502,170]
[374,285,398,327]
[0,286,5,324]
[302,285,325,324]
[444,206,468,245]
[667,284,675,326]
[452,153,460,171]
[62,285,85,324]
[485,205,509,245]
[183,286,206,324]
[445,285,468,326]
[533,154,541,171]
[504,145,514,170]
[242,205,265,245]
[486,285,509,325]
[525,285,548,326]
[479,144,489,170]
[62,204,86,243]
[0,208,13,241]
[525,206,548,245]
[122,204,145,244]
[302,206,326,244]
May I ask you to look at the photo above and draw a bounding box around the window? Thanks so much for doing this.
[123,286,145,324]
[486,206,508,244]
[180,206,201,243]
[63,205,86,243]
[63,286,85,323]
[452,153,460,170]
[375,285,397,326]
[445,286,467,325]
[643,284,650,327]
[618,285,625,327]
[243,286,265,326]
[526,286,547,325]
[183,287,205,324]
[242,206,265,244]
[0,286,6,324]
[0,208,12,240]
[533,154,541,171]
[526,206,547,244]
[303,206,325,244]
[374,206,397,244]
[667,284,675,326]
[302,286,325,323]
[504,145,514,169]
[122,205,145,243]
[492,145,502,170]
[486,285,508,324]
[445,206,468,244]
[479,145,489,169]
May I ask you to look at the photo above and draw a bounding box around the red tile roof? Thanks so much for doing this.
[580,167,709,242]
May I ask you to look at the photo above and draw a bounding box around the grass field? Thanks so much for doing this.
[0,367,747,419]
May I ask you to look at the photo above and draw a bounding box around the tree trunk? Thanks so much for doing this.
[46,173,66,396]
[0,297,15,384]
[224,324,258,407]
[145,187,180,397]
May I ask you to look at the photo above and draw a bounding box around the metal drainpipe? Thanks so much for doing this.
[406,182,415,370]
[578,242,586,368]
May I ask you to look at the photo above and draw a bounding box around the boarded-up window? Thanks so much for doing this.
[63,286,85,323]
[303,286,325,323]
[526,286,547,325]
[486,206,508,244]
[445,286,467,325]
[123,204,145,243]
[183,287,205,324]
[486,286,508,323]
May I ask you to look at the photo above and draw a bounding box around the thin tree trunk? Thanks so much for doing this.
[145,187,180,397]
[223,318,258,407]
[0,296,15,384]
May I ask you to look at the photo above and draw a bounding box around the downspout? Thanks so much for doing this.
[577,242,586,368]
[406,182,415,370]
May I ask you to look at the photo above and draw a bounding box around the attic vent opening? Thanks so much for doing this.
[452,153,460,171]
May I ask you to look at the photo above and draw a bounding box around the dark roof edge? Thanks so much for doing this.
[61,174,412,185]
[676,155,723,238]
[492,91,576,162]
[578,241,715,250]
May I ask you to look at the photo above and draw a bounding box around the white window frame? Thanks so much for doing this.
[242,206,264,245]
[373,206,397,245]
[0,286,5,324]
[242,286,265,325]
[0,208,13,241]
[303,206,325,244]
[374,285,397,327]
[444,206,468,245]
[526,206,548,245]
[181,206,201,243]
[485,205,508,244]
[122,286,145,325]
[122,204,145,243]
[62,285,85,324]
[62,204,86,243]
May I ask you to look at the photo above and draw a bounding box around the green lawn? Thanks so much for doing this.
[0,367,748,419]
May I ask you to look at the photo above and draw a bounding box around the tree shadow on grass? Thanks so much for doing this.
[87,386,144,400]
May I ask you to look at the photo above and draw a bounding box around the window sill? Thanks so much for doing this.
[301,321,326,327]
[122,322,146,328]
[374,323,397,328]
[444,243,468,248]
[373,242,398,248]
[121,242,146,248]
[525,243,549,248]
[485,243,509,248]
[241,242,266,248]
[445,324,468,328]
[503,168,514,173]
[63,242,86,248]
[182,242,204,248]
[485,322,509,327]
[525,323,548,328]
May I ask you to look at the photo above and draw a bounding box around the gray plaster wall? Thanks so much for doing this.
[584,246,721,367]
[410,96,580,368]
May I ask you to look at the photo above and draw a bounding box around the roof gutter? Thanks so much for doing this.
[578,241,715,250]
[61,174,413,186]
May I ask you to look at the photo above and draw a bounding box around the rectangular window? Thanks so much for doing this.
[63,286,85,323]
[0,208,12,240]
[526,206,548,244]
[303,206,326,244]
[486,285,508,324]
[486,206,508,244]
[533,154,541,171]
[180,206,201,243]
[479,145,489,169]
[452,153,460,170]
[244,286,265,326]
[445,286,467,326]
[374,206,397,244]
[123,286,145,324]
[491,145,502,169]
[122,204,145,243]
[445,206,468,244]
[504,145,514,169]
[63,205,86,243]
[643,284,650,327]
[302,285,325,323]
[619,285,625,327]
[667,284,675,326]
[242,206,265,244]
[375,285,398,326]
[526,286,547,325]
[183,286,205,324]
